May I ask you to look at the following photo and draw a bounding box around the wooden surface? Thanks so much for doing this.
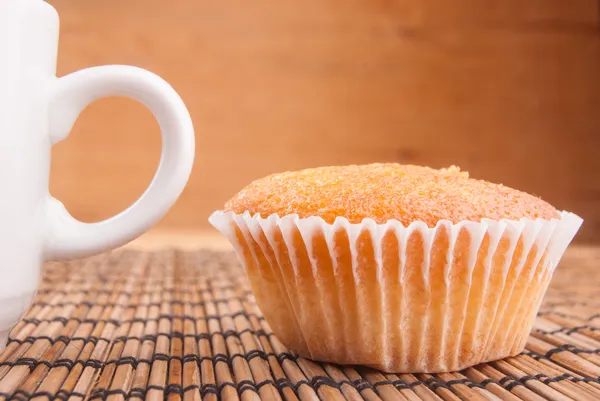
[47,0,600,242]
[0,240,598,399]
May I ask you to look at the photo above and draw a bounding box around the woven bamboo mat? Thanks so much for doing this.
[0,248,599,401]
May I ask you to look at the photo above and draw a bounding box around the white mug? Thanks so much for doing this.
[0,0,195,351]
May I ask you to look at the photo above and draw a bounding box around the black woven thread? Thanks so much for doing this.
[274,378,300,396]
[496,372,598,391]
[343,378,372,392]
[6,335,70,346]
[445,378,484,389]
[55,389,72,401]
[30,297,253,310]
[5,388,92,401]
[542,373,571,385]
[537,325,598,335]
[498,376,523,392]
[21,316,120,326]
[523,350,548,361]
[542,301,600,309]
[25,375,412,400]
[0,356,104,371]
[80,374,497,400]
[507,378,525,392]
[88,381,264,400]
[114,329,273,344]
[27,390,59,400]
[538,310,600,323]
[22,316,68,326]
[422,377,450,392]
[537,311,580,320]
[0,350,295,374]
[34,285,250,297]
[7,335,111,347]
[544,344,600,358]
[479,378,499,388]
[477,370,600,390]
[6,328,274,350]
[7,389,31,401]
[369,378,423,391]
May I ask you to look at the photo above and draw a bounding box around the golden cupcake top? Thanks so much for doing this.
[223,163,559,225]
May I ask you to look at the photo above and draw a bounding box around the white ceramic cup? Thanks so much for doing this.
[0,0,195,351]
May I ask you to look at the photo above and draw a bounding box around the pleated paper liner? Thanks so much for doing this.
[0,248,598,401]
[209,211,582,373]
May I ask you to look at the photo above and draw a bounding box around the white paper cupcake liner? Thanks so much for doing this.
[209,210,582,373]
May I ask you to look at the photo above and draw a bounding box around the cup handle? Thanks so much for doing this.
[44,65,195,260]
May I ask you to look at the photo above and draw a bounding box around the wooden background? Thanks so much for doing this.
[47,0,600,242]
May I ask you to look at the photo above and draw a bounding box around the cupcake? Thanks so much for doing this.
[209,164,582,373]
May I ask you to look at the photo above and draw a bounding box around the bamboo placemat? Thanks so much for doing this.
[0,248,598,401]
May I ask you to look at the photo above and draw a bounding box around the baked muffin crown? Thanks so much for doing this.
[224,163,559,226]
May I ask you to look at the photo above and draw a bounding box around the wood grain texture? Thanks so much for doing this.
[1,244,597,399]
[47,0,600,241]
